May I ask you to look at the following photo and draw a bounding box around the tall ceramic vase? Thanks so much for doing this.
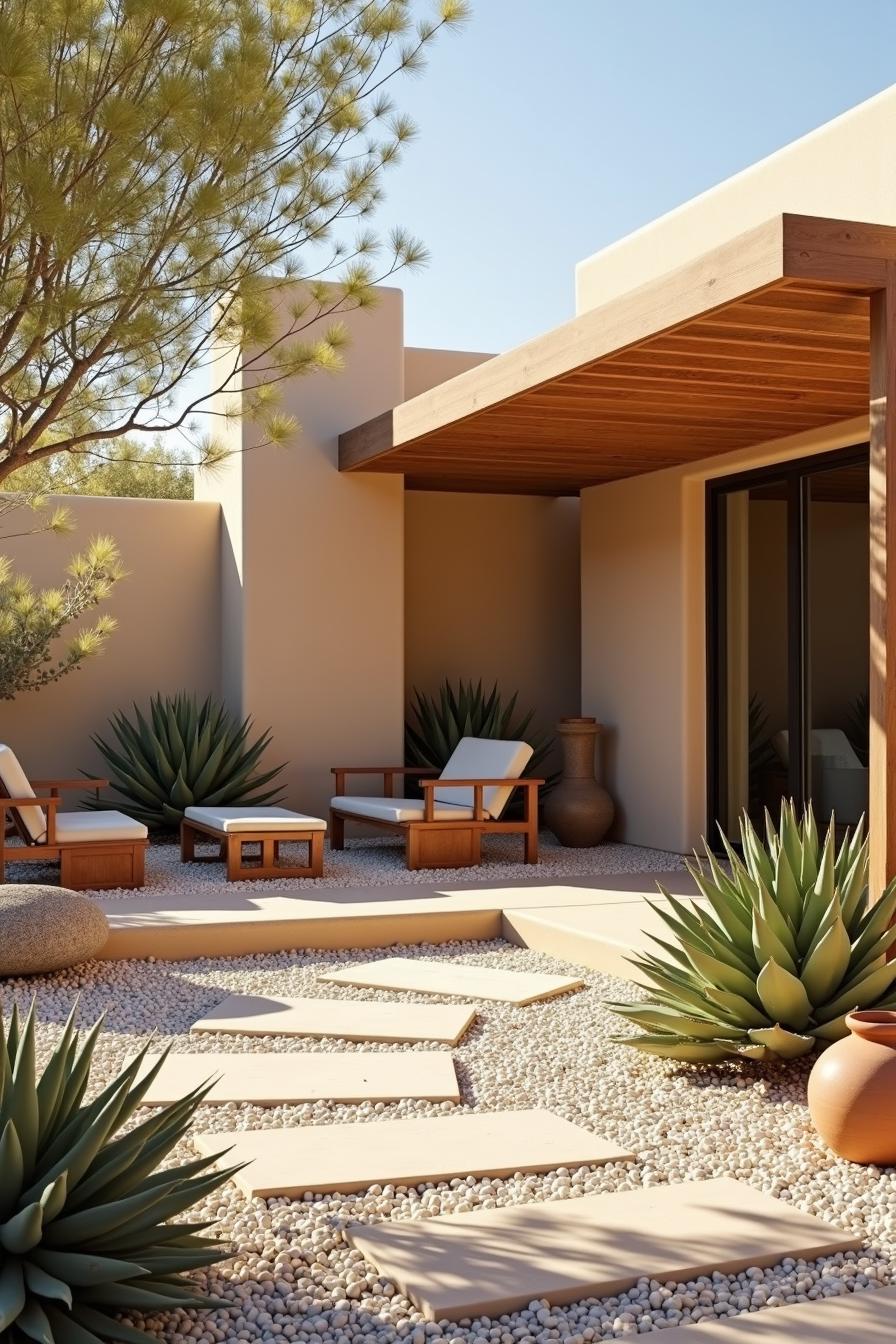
[543,716,615,847]
[807,1010,896,1164]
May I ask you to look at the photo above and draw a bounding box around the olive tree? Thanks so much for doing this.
[0,0,468,486]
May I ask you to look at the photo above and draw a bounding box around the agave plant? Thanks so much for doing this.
[606,802,896,1063]
[406,679,555,789]
[0,1000,238,1343]
[86,692,285,828]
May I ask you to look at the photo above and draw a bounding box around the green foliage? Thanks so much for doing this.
[405,679,555,786]
[88,693,286,829]
[0,0,469,487]
[0,537,123,700]
[606,801,896,1063]
[0,1000,237,1344]
[5,440,194,501]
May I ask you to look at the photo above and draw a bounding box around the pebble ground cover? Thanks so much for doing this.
[5,934,895,1343]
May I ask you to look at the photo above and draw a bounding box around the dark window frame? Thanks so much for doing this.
[705,442,870,842]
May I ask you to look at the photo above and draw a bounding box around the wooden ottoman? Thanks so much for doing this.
[180,806,326,880]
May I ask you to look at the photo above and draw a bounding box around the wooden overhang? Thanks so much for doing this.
[339,214,896,495]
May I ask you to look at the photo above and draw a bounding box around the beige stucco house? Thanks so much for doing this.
[6,85,896,887]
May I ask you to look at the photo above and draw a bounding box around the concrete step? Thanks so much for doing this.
[137,1049,460,1106]
[190,993,476,1045]
[194,1108,633,1198]
[347,1177,858,1321]
[321,956,583,1004]
[651,1287,896,1343]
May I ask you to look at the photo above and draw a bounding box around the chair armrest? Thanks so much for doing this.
[418,778,545,788]
[31,777,108,793]
[330,766,438,776]
[330,765,439,799]
[1,796,60,845]
[419,776,543,822]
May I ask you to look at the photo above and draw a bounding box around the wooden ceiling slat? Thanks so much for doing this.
[338,214,896,493]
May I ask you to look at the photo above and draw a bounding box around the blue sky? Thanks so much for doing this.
[373,0,896,353]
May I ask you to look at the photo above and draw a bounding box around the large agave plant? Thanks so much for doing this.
[406,679,555,788]
[86,692,285,828]
[0,1000,238,1343]
[607,802,896,1063]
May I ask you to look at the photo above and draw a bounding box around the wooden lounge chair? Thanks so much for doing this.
[0,744,148,890]
[330,737,541,870]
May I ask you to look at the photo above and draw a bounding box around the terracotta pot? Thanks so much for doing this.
[807,1010,896,1164]
[543,716,615,848]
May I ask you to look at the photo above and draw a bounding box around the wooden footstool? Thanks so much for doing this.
[180,807,326,880]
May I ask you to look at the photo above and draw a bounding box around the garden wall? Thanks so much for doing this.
[0,495,221,783]
[404,492,581,777]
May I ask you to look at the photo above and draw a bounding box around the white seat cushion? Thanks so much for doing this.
[435,737,534,819]
[331,796,474,824]
[0,743,47,842]
[53,811,148,843]
[184,806,326,834]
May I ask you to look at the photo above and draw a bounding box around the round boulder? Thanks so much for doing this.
[0,885,109,977]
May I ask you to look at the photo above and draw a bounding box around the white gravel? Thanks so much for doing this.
[2,833,685,899]
[5,936,895,1343]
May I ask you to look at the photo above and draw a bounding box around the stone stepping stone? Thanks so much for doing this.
[346,1177,857,1321]
[137,1050,460,1106]
[320,956,583,1005]
[193,1108,633,1198]
[190,993,475,1045]
[653,1286,896,1342]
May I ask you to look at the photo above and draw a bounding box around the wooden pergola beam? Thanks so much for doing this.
[870,266,896,896]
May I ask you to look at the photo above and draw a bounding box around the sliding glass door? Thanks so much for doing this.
[707,446,870,843]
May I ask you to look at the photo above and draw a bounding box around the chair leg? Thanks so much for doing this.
[226,837,243,881]
[180,823,195,863]
[133,843,146,887]
[330,812,345,851]
[524,824,539,864]
[310,831,324,877]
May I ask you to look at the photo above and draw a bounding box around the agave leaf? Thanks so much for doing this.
[604,1003,744,1040]
[30,1249,151,1288]
[687,863,754,951]
[15,1298,54,1344]
[22,1261,72,1309]
[646,897,755,976]
[752,909,797,976]
[847,922,896,981]
[756,958,812,1030]
[0,1199,45,1254]
[0,1258,25,1332]
[7,1000,39,1176]
[757,884,799,958]
[741,812,775,889]
[683,945,764,1006]
[800,914,851,1006]
[609,1034,734,1062]
[746,1025,815,1059]
[703,987,771,1028]
[67,1302,170,1344]
[772,844,802,928]
[35,1004,79,1144]
[808,1015,852,1042]
[43,1304,105,1344]
[813,960,896,1024]
[0,1120,24,1219]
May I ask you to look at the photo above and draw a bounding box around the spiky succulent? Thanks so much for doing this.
[0,1001,238,1344]
[86,692,285,828]
[607,802,896,1063]
[406,679,555,788]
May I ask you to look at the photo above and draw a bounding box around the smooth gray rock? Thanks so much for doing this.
[0,885,109,976]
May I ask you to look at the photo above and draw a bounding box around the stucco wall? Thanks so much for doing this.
[198,286,406,819]
[405,493,580,774]
[580,416,869,853]
[0,496,221,782]
[576,85,896,312]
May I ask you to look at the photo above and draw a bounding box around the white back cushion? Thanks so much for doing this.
[0,744,47,842]
[773,728,862,771]
[435,737,534,819]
